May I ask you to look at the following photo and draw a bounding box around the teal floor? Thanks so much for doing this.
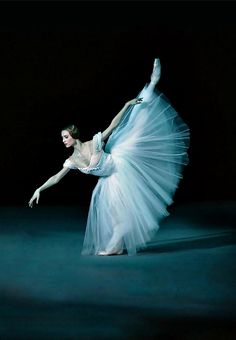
[0,202,235,339]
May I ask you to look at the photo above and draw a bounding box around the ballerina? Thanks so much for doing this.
[29,58,190,256]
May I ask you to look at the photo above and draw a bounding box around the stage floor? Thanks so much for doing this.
[0,201,235,339]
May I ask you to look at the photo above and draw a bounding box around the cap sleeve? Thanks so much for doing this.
[92,132,104,154]
[63,158,77,170]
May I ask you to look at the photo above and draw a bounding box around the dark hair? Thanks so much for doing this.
[62,124,79,139]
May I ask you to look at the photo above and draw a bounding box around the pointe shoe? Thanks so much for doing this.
[154,58,160,68]
[150,58,161,85]
[98,249,123,256]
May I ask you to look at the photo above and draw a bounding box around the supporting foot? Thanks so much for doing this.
[97,249,123,256]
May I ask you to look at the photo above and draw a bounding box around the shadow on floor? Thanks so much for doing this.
[144,230,236,254]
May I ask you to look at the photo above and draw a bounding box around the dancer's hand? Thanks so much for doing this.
[28,189,40,208]
[127,98,143,106]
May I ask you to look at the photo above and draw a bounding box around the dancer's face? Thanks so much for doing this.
[61,130,76,148]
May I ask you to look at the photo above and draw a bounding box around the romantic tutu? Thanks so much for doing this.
[64,80,190,255]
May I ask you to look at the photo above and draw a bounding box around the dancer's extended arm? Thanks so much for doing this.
[28,167,70,208]
[101,98,143,141]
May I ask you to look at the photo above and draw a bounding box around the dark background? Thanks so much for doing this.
[0,1,235,207]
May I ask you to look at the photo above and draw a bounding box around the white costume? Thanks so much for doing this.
[63,59,190,255]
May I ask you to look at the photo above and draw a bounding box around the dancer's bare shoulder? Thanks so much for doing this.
[83,140,93,153]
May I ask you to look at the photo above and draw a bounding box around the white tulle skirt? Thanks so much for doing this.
[81,83,190,255]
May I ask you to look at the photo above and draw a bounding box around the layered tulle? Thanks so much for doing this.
[80,83,190,255]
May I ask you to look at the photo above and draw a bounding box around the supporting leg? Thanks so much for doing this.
[98,223,124,256]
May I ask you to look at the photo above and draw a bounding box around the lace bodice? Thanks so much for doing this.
[63,132,116,177]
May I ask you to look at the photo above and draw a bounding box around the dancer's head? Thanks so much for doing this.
[61,124,79,148]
